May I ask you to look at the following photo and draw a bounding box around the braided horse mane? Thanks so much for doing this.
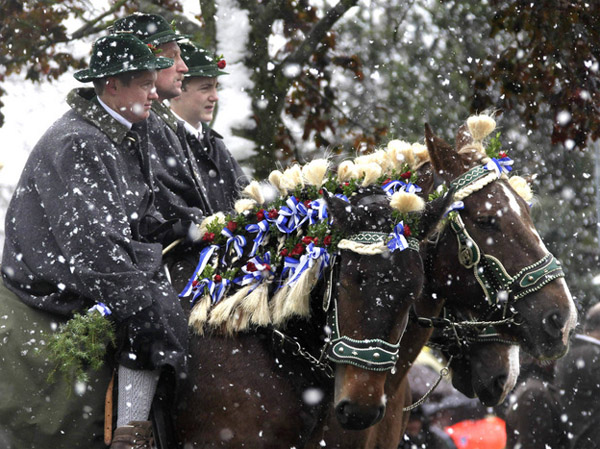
[180,144,431,336]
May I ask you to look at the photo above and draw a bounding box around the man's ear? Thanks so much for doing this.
[103,77,118,95]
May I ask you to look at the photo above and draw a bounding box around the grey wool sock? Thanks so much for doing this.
[117,366,160,428]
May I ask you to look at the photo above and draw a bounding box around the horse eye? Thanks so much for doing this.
[476,215,498,230]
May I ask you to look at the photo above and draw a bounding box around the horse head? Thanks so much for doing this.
[420,117,577,361]
[323,187,451,430]
[428,324,521,406]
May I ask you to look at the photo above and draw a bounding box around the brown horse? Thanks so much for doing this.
[418,122,577,360]
[170,181,452,447]
[306,117,575,448]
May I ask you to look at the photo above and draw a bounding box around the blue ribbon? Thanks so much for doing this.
[276,196,308,233]
[286,243,330,286]
[221,227,247,263]
[485,156,513,177]
[382,180,422,196]
[233,252,274,291]
[281,256,300,281]
[309,198,328,223]
[88,302,112,316]
[387,222,409,252]
[245,220,270,257]
[179,244,220,297]
[208,278,231,304]
[189,277,231,305]
[444,200,465,216]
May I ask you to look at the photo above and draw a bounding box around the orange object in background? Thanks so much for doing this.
[445,416,506,449]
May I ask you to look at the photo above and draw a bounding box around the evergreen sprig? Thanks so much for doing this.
[42,310,115,388]
[485,131,503,158]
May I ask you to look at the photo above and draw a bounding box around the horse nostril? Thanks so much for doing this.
[543,311,564,338]
[494,374,508,393]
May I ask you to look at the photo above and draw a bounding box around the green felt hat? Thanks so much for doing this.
[74,34,173,83]
[73,34,174,83]
[111,13,188,46]
[180,42,228,78]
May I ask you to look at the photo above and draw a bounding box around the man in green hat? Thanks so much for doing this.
[111,13,217,226]
[1,33,186,448]
[170,42,248,212]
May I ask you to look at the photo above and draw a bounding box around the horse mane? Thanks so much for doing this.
[182,145,431,336]
[182,114,534,336]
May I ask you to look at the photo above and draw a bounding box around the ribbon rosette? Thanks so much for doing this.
[88,302,112,316]
[308,198,328,224]
[276,196,308,233]
[246,220,270,257]
[234,253,275,291]
[382,180,422,196]
[484,156,513,177]
[191,277,232,304]
[221,227,246,263]
[286,242,330,286]
[387,222,409,252]
[209,278,231,304]
[179,244,220,297]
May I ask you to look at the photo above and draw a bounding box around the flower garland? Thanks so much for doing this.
[180,153,430,334]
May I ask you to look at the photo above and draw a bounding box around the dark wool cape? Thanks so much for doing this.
[1,88,187,373]
[148,102,212,221]
[150,101,247,217]
[189,123,248,212]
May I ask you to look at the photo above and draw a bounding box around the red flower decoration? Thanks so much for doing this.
[226,221,237,232]
[280,248,289,257]
[146,43,162,55]
[302,236,314,245]
[400,171,412,180]
[291,243,304,256]
[246,262,257,272]
[214,274,222,282]
[499,151,508,158]
[382,178,391,185]
[323,235,332,246]
[268,209,279,219]
[256,209,265,220]
[202,232,215,242]
[404,225,411,237]
[217,59,226,69]
[303,200,312,207]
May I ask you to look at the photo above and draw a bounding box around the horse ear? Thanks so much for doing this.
[323,190,356,231]
[424,123,464,182]
[419,187,456,239]
[455,123,473,151]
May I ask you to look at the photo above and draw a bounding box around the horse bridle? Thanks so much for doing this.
[449,163,565,320]
[324,232,421,372]
[415,162,566,357]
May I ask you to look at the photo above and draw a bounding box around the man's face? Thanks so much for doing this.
[114,71,159,123]
[178,77,219,123]
[155,41,188,100]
